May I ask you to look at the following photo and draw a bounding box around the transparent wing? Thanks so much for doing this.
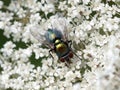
[30,27,51,48]
[50,18,71,41]
[30,29,45,43]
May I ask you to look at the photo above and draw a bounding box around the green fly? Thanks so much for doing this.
[30,22,80,66]
[45,28,74,63]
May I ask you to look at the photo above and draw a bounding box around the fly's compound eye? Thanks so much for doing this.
[60,57,65,62]
[69,51,73,58]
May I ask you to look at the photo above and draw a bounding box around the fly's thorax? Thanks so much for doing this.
[55,39,67,53]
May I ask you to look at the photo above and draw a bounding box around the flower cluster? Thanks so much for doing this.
[0,0,120,90]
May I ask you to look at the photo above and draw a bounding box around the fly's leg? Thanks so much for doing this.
[66,57,72,64]
[68,40,72,48]
[73,51,81,61]
[65,60,70,67]
[67,40,82,61]
[49,48,55,59]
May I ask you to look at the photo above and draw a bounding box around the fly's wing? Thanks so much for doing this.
[30,29,45,43]
[51,18,71,41]
[30,28,51,48]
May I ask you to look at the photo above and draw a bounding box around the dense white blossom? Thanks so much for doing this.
[0,0,120,90]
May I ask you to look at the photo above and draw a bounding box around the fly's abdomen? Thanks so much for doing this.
[55,43,69,58]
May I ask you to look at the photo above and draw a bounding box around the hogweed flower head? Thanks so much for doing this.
[0,0,120,90]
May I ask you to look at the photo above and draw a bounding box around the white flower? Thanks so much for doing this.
[8,0,21,12]
[65,71,76,81]
[0,41,16,56]
[58,1,67,11]
[83,0,90,4]
[41,3,55,15]
[0,21,4,29]
[0,0,120,90]
[13,48,32,60]
[10,22,22,34]
[29,13,41,24]
[73,83,81,90]
[0,1,3,9]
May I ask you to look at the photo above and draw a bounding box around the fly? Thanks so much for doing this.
[30,20,80,66]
